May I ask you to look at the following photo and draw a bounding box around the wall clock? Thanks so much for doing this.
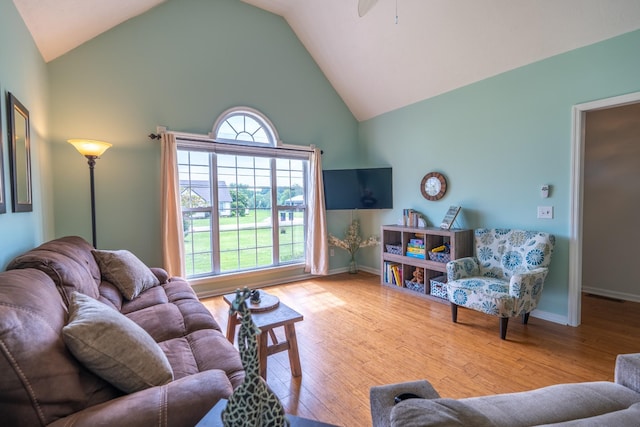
[421,172,447,201]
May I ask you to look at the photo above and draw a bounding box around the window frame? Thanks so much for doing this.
[178,108,309,279]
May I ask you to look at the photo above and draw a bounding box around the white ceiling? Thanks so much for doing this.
[12,0,640,121]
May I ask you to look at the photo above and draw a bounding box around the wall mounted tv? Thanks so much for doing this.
[323,167,393,210]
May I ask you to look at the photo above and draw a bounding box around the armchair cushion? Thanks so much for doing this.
[63,292,174,393]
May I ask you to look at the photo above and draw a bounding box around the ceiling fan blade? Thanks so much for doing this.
[358,0,379,17]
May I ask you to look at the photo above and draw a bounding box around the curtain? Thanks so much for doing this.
[305,148,328,275]
[160,133,186,277]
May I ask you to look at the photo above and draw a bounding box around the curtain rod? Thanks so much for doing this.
[148,131,323,154]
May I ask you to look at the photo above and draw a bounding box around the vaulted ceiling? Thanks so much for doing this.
[13,0,640,121]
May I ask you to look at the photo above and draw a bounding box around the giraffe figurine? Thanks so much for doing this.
[222,287,289,427]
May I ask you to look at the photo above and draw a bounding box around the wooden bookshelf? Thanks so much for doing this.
[381,225,473,303]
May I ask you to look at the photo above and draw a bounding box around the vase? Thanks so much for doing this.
[348,256,358,274]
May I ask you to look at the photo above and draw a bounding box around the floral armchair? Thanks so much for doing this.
[446,228,555,339]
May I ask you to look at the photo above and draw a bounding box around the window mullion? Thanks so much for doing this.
[210,153,221,273]
[270,158,279,265]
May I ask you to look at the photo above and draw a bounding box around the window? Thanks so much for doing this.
[178,108,308,278]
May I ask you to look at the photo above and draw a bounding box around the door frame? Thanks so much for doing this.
[569,91,640,326]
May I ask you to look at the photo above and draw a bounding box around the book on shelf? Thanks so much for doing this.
[383,261,403,286]
[406,247,424,253]
[405,252,426,259]
[402,209,422,228]
[440,206,461,230]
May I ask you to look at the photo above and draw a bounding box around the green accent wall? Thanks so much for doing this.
[359,29,640,318]
[47,0,359,289]
[0,0,51,269]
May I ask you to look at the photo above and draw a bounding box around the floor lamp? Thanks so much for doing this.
[68,139,112,248]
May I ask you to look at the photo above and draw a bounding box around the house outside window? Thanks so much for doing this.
[178,107,308,277]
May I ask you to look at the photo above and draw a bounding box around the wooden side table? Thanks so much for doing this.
[223,293,303,380]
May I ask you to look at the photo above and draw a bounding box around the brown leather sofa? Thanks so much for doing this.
[0,236,244,426]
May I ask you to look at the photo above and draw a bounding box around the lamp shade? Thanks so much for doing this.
[68,139,112,157]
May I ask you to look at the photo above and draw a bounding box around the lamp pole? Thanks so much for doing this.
[86,155,98,248]
[68,139,112,249]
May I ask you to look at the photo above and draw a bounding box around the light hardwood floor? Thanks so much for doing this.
[201,272,640,427]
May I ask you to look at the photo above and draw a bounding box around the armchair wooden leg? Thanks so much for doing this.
[522,312,530,324]
[499,317,509,340]
[451,303,458,323]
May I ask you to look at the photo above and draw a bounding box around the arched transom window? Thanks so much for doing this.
[213,107,278,146]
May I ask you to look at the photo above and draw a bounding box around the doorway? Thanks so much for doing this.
[569,91,640,326]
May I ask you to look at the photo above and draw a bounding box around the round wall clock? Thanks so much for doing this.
[421,172,447,201]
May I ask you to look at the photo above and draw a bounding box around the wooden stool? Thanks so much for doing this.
[224,293,303,380]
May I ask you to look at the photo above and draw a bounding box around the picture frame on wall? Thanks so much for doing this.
[0,94,5,214]
[7,92,32,213]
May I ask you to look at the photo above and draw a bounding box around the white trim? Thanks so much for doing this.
[160,129,316,154]
[210,106,280,145]
[569,91,640,327]
[582,287,640,303]
[530,309,568,326]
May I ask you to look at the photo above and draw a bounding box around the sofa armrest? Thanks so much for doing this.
[509,267,548,298]
[150,267,169,284]
[47,370,233,427]
[615,353,640,394]
[370,380,441,427]
[446,257,480,281]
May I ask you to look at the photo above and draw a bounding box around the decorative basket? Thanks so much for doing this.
[385,244,402,255]
[404,280,425,294]
[429,276,448,299]
[428,251,450,263]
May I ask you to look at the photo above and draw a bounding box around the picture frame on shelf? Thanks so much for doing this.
[440,206,461,230]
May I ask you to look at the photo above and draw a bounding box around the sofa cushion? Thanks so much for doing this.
[92,249,160,300]
[0,269,120,426]
[462,382,640,426]
[539,402,640,426]
[63,292,173,393]
[390,398,496,427]
[5,235,101,304]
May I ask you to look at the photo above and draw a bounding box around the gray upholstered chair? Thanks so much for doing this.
[445,228,555,339]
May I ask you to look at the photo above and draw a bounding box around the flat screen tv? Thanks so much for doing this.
[323,167,393,210]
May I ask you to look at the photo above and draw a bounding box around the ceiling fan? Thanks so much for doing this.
[358,0,379,17]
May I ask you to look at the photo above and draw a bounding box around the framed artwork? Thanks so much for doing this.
[7,92,32,212]
[0,94,5,214]
[440,205,461,230]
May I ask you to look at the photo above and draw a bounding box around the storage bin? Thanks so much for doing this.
[429,276,448,299]
[385,244,402,255]
[428,251,450,263]
[405,280,425,294]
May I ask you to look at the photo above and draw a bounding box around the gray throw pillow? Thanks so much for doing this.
[62,292,173,393]
[92,249,160,300]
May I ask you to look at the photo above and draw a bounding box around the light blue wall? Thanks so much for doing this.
[48,0,359,283]
[359,29,640,318]
[0,0,51,269]
[4,0,640,315]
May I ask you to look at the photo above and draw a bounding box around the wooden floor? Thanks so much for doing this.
[201,272,640,427]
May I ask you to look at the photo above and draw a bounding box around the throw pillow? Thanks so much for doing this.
[62,292,173,393]
[92,249,160,300]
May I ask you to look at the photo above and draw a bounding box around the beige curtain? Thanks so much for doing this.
[305,148,328,275]
[160,133,186,277]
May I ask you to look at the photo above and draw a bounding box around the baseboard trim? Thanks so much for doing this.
[530,309,569,326]
[582,287,640,303]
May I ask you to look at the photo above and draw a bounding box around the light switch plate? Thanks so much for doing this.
[537,206,553,219]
